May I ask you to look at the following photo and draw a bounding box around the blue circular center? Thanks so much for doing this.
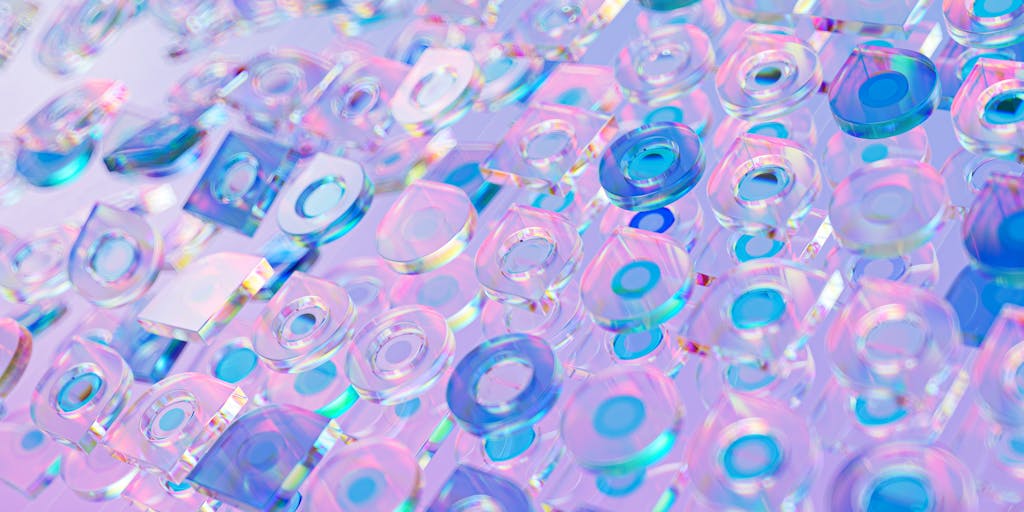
[747,122,789,138]
[754,66,783,85]
[629,208,675,233]
[644,106,684,124]
[973,0,1023,17]
[445,162,480,187]
[159,407,187,431]
[593,395,646,438]
[20,430,44,451]
[854,396,908,426]
[731,288,787,329]
[294,361,337,396]
[998,210,1024,250]
[484,427,536,462]
[859,72,910,108]
[57,372,103,413]
[245,439,280,471]
[611,260,661,299]
[215,347,259,383]
[613,329,664,360]
[862,143,890,163]
[721,434,783,479]
[984,91,1024,125]
[483,56,514,81]
[866,475,932,512]
[347,474,379,504]
[738,166,790,201]
[626,145,676,180]
[735,235,785,262]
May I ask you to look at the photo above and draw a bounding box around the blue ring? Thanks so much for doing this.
[629,207,675,233]
[600,122,704,211]
[446,334,562,436]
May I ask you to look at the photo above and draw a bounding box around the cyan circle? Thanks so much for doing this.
[644,106,684,124]
[611,260,662,299]
[593,395,646,438]
[859,72,910,108]
[347,474,379,504]
[159,407,187,431]
[215,347,259,383]
[730,288,786,329]
[613,329,664,360]
[866,475,932,512]
[629,207,675,233]
[484,427,536,462]
[974,0,1023,17]
[747,122,789,139]
[20,430,44,451]
[983,90,1024,125]
[721,434,783,479]
[861,143,890,163]
[57,372,103,413]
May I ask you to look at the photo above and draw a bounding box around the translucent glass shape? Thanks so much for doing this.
[391,47,482,136]
[715,29,821,120]
[277,153,373,246]
[36,0,142,75]
[377,180,476,274]
[951,58,1024,161]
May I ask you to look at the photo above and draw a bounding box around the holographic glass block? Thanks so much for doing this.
[707,133,821,238]
[972,306,1024,428]
[0,225,75,303]
[828,46,940,139]
[811,22,943,94]
[104,372,246,483]
[253,271,355,373]
[76,302,186,384]
[31,338,132,452]
[103,107,223,178]
[951,58,1024,161]
[186,404,341,511]
[561,366,682,473]
[391,47,482,136]
[306,438,422,510]
[934,38,1024,111]
[0,1,37,68]
[35,0,142,75]
[277,153,374,247]
[0,420,62,498]
[944,0,1024,48]
[715,28,821,120]
[946,265,1024,347]
[830,159,949,258]
[377,180,476,274]
[183,131,296,236]
[167,58,247,114]
[255,233,320,300]
[418,0,502,26]
[391,252,484,330]
[580,227,693,333]
[428,465,537,511]
[509,0,628,61]
[474,204,583,307]
[138,252,272,343]
[16,79,128,154]
[615,24,713,104]
[794,0,932,37]
[68,204,163,308]
[425,142,502,212]
[599,122,705,212]
[60,444,138,501]
[530,63,624,114]
[447,333,562,436]
[962,173,1024,281]
[481,103,616,195]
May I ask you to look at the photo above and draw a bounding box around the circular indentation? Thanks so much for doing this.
[721,434,783,479]
[858,72,910,109]
[865,475,933,512]
[254,62,303,97]
[20,430,44,451]
[593,395,646,438]
[484,427,536,462]
[244,437,280,471]
[747,122,789,138]
[726,361,777,391]
[338,79,380,118]
[629,208,675,233]
[754,66,783,85]
[525,130,572,161]
[854,395,908,426]
[984,91,1024,125]
[297,177,346,218]
[637,43,691,87]
[289,312,318,336]
[731,288,786,329]
[474,358,534,409]
[412,67,458,109]
[215,347,258,383]
[619,135,680,184]
[862,319,927,363]
[88,233,138,283]
[735,234,785,262]
[737,165,791,201]
[370,326,427,378]
[158,407,187,431]
[973,0,1023,17]
[501,235,556,274]
[862,144,890,163]
[645,106,684,124]
[613,329,664,360]
[212,152,259,204]
[596,470,646,497]
[611,260,661,299]
[416,274,459,306]
[347,474,379,504]
[57,372,103,413]
[294,361,337,396]
[862,185,913,223]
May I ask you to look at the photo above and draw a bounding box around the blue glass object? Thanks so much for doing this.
[103,108,223,178]
[184,131,296,236]
[828,46,940,139]
[15,137,94,187]
[255,234,319,300]
[447,334,561,436]
[13,300,66,336]
[427,465,536,512]
[427,143,502,212]
[945,265,1024,347]
[186,404,340,511]
[962,174,1024,281]
[599,122,705,211]
[105,303,186,383]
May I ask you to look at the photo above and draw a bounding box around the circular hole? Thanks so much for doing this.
[611,260,662,299]
[983,90,1024,125]
[293,361,337,396]
[88,233,139,283]
[858,72,910,109]
[721,433,783,479]
[973,0,1023,17]
[255,63,303,97]
[854,394,908,426]
[338,79,380,118]
[726,361,777,391]
[622,137,679,182]
[535,3,582,33]
[629,207,674,233]
[731,288,787,329]
[864,475,933,512]
[735,234,785,262]
[613,329,664,360]
[501,234,556,275]
[484,427,536,462]
[297,177,346,218]
[56,371,103,413]
[754,65,783,86]
[158,407,187,432]
[525,130,572,161]
[474,358,534,409]
[747,122,789,138]
[861,143,890,163]
[214,347,259,383]
[289,312,318,336]
[411,67,458,109]
[637,43,690,87]
[212,152,259,204]
[862,319,927,363]
[370,326,427,378]
[862,185,913,223]
[737,165,791,202]
[592,395,646,438]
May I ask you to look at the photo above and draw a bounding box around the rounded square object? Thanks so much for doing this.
[474,204,583,307]
[600,122,705,212]
[277,153,373,246]
[951,58,1024,161]
[581,227,693,333]
[31,338,133,452]
[253,271,356,373]
[0,421,62,498]
[103,108,220,178]
[391,47,482,136]
[221,49,333,135]
[794,0,932,38]
[481,103,617,196]
[377,180,476,274]
[184,131,296,237]
[105,372,248,484]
